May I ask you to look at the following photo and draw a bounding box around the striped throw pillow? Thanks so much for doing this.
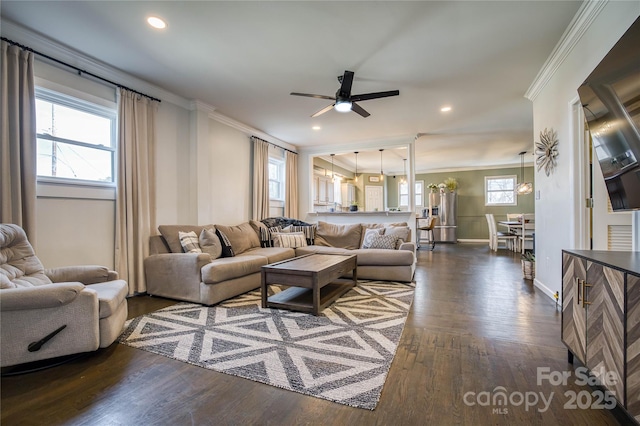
[178,231,202,253]
[272,232,308,248]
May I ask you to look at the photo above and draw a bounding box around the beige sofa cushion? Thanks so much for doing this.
[88,280,128,318]
[295,246,351,256]
[350,248,415,266]
[239,247,295,264]
[315,221,362,250]
[201,255,267,284]
[215,222,261,255]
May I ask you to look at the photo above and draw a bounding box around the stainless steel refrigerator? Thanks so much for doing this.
[428,192,457,243]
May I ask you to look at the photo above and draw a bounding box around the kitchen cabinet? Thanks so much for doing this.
[314,175,334,205]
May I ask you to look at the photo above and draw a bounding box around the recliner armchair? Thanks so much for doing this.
[0,224,128,368]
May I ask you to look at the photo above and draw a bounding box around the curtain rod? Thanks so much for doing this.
[1,36,161,103]
[251,136,297,155]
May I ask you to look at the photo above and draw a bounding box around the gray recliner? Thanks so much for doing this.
[0,224,128,368]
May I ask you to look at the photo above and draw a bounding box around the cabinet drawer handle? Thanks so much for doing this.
[576,277,582,305]
[583,283,592,306]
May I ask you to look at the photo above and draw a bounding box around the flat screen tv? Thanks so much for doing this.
[578,16,640,211]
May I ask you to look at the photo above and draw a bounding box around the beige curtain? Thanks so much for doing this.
[252,137,269,220]
[285,150,298,219]
[115,88,157,295]
[0,41,37,242]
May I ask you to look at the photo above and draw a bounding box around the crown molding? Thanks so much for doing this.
[208,110,297,153]
[525,0,608,101]
[1,18,192,109]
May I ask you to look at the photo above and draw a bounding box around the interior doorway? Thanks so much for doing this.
[365,185,384,212]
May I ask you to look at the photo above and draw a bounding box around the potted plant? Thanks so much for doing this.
[427,183,438,193]
[521,250,535,280]
[444,177,458,192]
[349,201,359,212]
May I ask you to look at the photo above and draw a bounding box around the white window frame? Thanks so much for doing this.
[268,157,285,201]
[415,180,424,207]
[35,87,116,187]
[485,175,517,206]
[399,180,424,209]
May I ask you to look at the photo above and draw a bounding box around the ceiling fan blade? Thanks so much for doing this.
[311,104,335,118]
[338,71,355,98]
[290,92,336,100]
[351,102,370,118]
[350,90,399,102]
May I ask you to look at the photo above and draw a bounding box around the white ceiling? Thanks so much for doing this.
[0,1,582,174]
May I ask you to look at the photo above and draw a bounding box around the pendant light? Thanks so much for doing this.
[354,151,359,183]
[516,151,533,195]
[379,149,384,180]
[401,159,407,184]
[330,153,335,182]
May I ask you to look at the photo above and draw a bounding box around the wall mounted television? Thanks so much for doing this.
[578,16,640,211]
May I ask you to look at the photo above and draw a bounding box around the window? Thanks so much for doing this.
[399,180,424,208]
[36,88,116,184]
[268,157,285,200]
[415,180,424,207]
[485,175,517,206]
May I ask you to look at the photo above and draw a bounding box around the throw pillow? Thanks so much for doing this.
[283,224,316,245]
[216,229,235,257]
[199,227,222,259]
[159,225,209,253]
[179,231,202,254]
[314,221,362,249]
[215,222,261,254]
[272,232,308,248]
[362,233,399,250]
[361,228,385,249]
[384,226,411,248]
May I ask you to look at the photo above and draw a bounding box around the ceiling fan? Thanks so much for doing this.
[290,70,399,118]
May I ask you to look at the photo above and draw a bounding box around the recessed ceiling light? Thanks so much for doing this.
[312,126,321,131]
[147,16,167,29]
[440,106,452,112]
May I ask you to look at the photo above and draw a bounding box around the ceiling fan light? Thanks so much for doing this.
[516,182,533,195]
[334,100,352,113]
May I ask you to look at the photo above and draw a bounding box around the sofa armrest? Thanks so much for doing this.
[45,265,117,284]
[1,282,88,311]
[399,242,416,253]
[144,253,211,297]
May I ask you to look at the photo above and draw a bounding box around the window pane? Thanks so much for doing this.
[37,139,113,182]
[269,163,279,180]
[487,178,514,191]
[400,194,409,206]
[399,182,408,196]
[416,194,423,206]
[36,99,112,147]
[488,191,515,204]
[269,180,280,199]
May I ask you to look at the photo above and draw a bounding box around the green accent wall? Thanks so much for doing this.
[386,167,535,240]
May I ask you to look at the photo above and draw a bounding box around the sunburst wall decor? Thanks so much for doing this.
[535,127,558,176]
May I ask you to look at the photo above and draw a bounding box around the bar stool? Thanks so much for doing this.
[416,216,436,250]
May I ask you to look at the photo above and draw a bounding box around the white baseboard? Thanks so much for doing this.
[534,278,561,306]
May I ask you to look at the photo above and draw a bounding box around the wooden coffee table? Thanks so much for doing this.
[261,253,357,315]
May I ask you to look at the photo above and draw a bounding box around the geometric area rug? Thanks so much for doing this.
[118,280,415,410]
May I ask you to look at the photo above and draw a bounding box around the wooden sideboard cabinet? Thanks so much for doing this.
[562,250,640,422]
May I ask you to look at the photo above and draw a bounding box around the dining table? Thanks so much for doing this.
[497,220,535,252]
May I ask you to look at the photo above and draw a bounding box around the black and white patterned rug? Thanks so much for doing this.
[118,281,415,410]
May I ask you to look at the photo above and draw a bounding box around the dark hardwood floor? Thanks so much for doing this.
[1,244,626,425]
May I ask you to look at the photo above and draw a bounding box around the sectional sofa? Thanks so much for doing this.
[144,220,416,305]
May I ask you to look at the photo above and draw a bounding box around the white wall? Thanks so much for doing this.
[530,2,639,299]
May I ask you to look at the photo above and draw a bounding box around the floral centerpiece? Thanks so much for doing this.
[427,183,438,193]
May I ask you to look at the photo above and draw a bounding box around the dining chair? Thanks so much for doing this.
[485,213,517,251]
[416,216,436,250]
[514,213,535,253]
